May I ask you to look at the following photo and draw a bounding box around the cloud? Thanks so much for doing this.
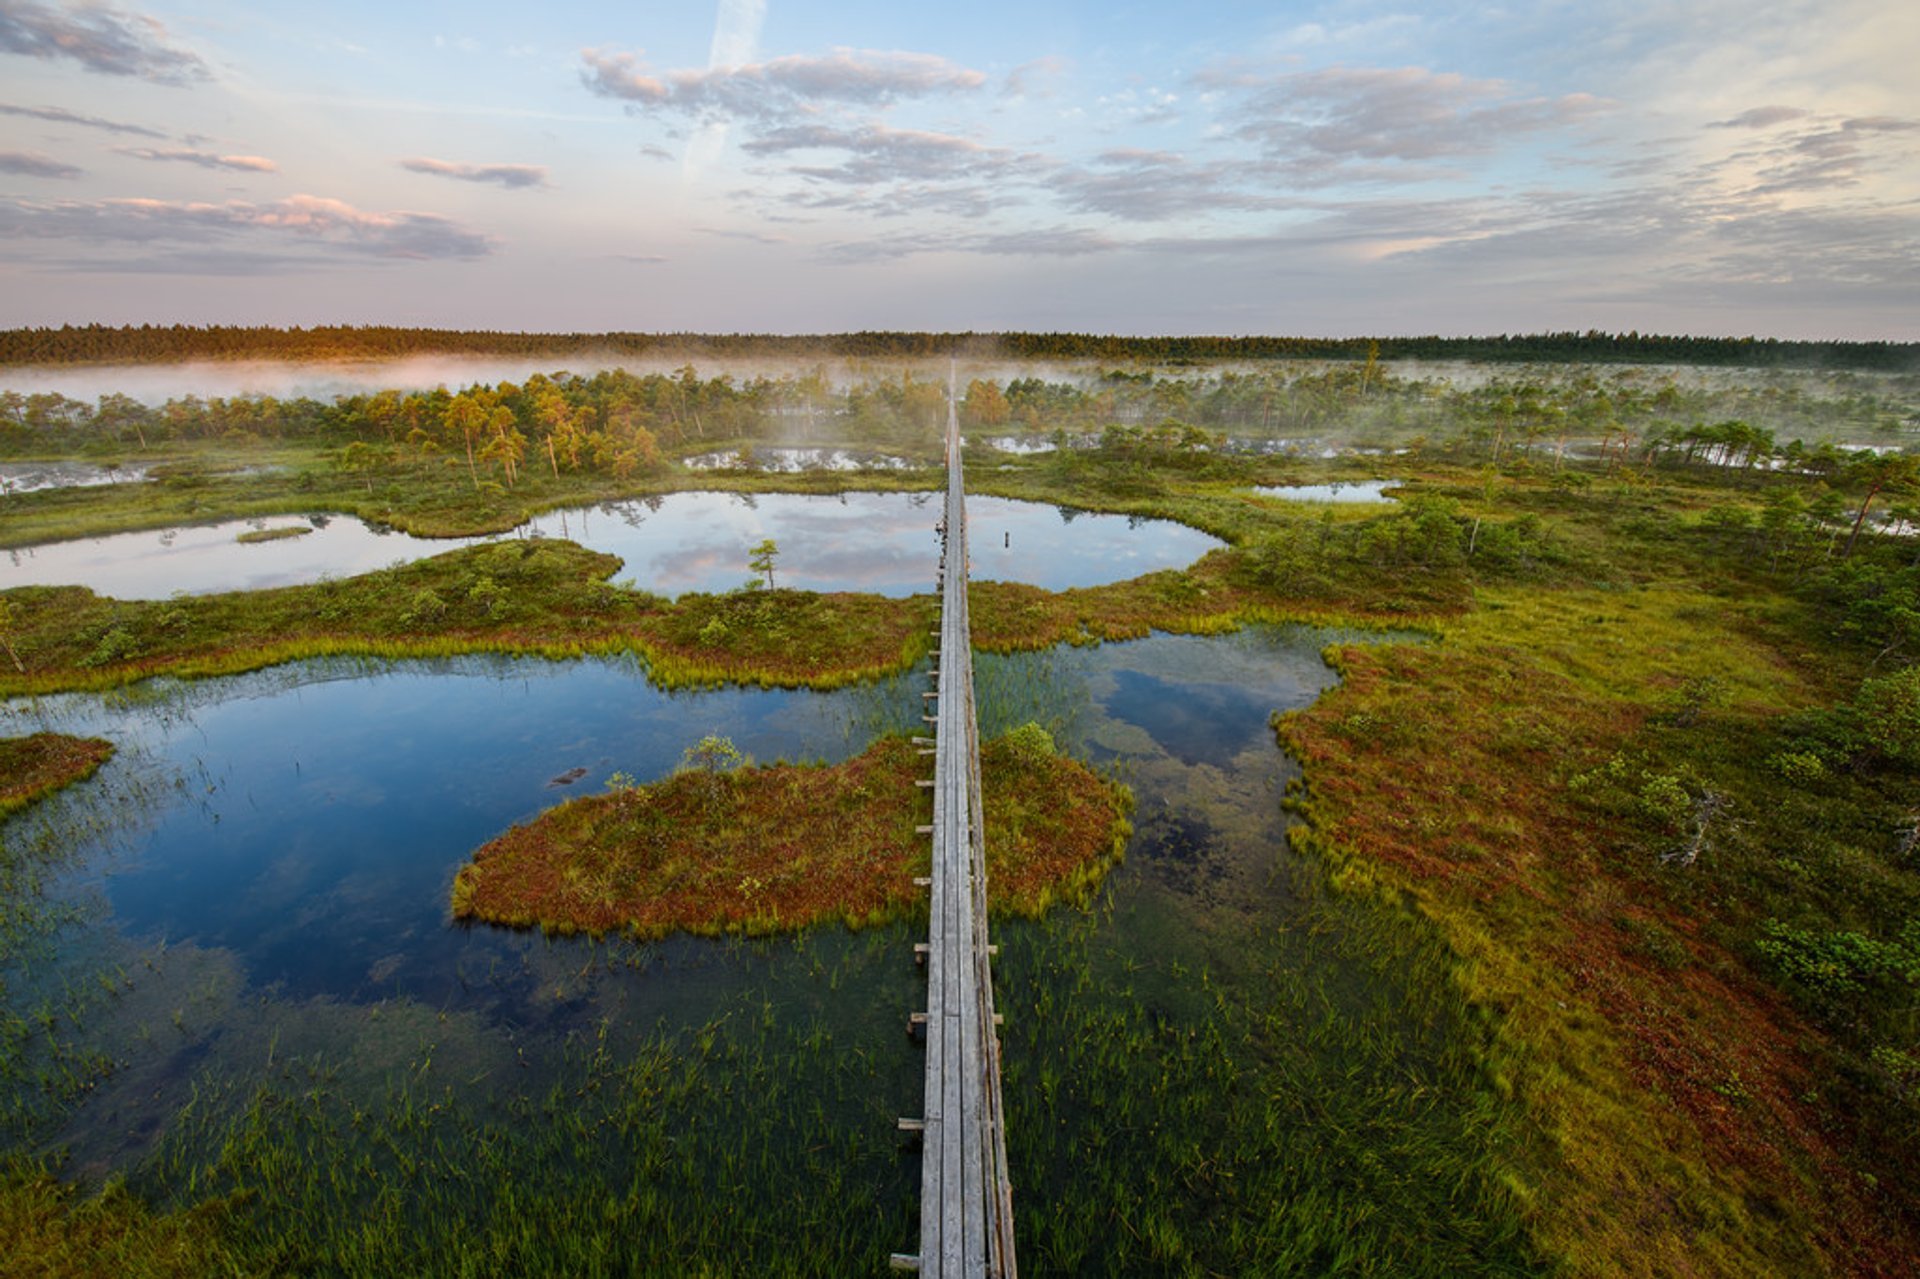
[1709,106,1811,130]
[400,157,549,189]
[0,149,81,178]
[0,193,494,263]
[1044,149,1291,222]
[1002,55,1066,99]
[1093,85,1182,129]
[1738,115,1920,195]
[119,147,279,173]
[741,123,1020,183]
[1213,64,1608,183]
[0,0,208,84]
[731,123,1063,222]
[0,101,168,138]
[820,225,1117,263]
[581,46,985,121]
[611,252,667,264]
[699,226,789,245]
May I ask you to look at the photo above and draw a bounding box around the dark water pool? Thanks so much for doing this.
[0,625,1534,1274]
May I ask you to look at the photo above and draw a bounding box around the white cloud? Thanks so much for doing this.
[119,147,279,173]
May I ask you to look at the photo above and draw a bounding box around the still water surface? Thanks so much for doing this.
[1255,480,1398,503]
[1,491,1222,599]
[1,624,1527,1272]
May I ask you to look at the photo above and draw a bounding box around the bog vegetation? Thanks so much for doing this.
[4,347,1920,1274]
[452,727,1132,939]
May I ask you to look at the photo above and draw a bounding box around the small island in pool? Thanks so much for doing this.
[452,724,1132,938]
[0,733,114,817]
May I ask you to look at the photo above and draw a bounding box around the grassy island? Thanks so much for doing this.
[451,725,1132,939]
[232,525,313,544]
[0,539,935,696]
[0,734,114,818]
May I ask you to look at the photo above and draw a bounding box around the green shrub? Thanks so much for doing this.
[1767,750,1829,784]
[1001,722,1056,765]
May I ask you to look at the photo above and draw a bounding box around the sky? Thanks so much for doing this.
[0,0,1914,339]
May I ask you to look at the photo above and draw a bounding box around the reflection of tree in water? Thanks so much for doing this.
[606,499,655,528]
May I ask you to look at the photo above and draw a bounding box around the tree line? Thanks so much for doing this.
[1,325,1914,372]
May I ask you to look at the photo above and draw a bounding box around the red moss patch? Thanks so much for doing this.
[0,733,113,816]
[1277,641,1919,1274]
[452,732,1131,939]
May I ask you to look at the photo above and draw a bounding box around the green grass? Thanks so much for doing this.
[0,540,937,696]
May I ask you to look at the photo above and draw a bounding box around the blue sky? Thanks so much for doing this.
[0,0,1914,338]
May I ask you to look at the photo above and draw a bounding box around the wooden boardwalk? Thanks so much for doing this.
[893,391,1017,1277]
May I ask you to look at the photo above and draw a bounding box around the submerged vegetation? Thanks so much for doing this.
[453,727,1132,939]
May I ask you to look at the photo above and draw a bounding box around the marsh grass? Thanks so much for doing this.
[1278,581,1920,1275]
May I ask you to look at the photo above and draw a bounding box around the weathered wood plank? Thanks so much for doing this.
[910,388,1016,1278]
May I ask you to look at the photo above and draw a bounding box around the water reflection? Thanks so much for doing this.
[1255,479,1398,503]
[0,625,1524,1272]
[681,446,917,472]
[2,492,1223,599]
[16,656,914,1003]
[0,461,150,494]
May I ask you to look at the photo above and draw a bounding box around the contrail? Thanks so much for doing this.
[684,0,766,180]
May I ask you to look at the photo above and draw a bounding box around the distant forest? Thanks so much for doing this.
[1,325,1915,372]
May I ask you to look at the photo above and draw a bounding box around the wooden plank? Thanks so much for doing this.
[941,1011,964,1277]
[908,392,1017,1278]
